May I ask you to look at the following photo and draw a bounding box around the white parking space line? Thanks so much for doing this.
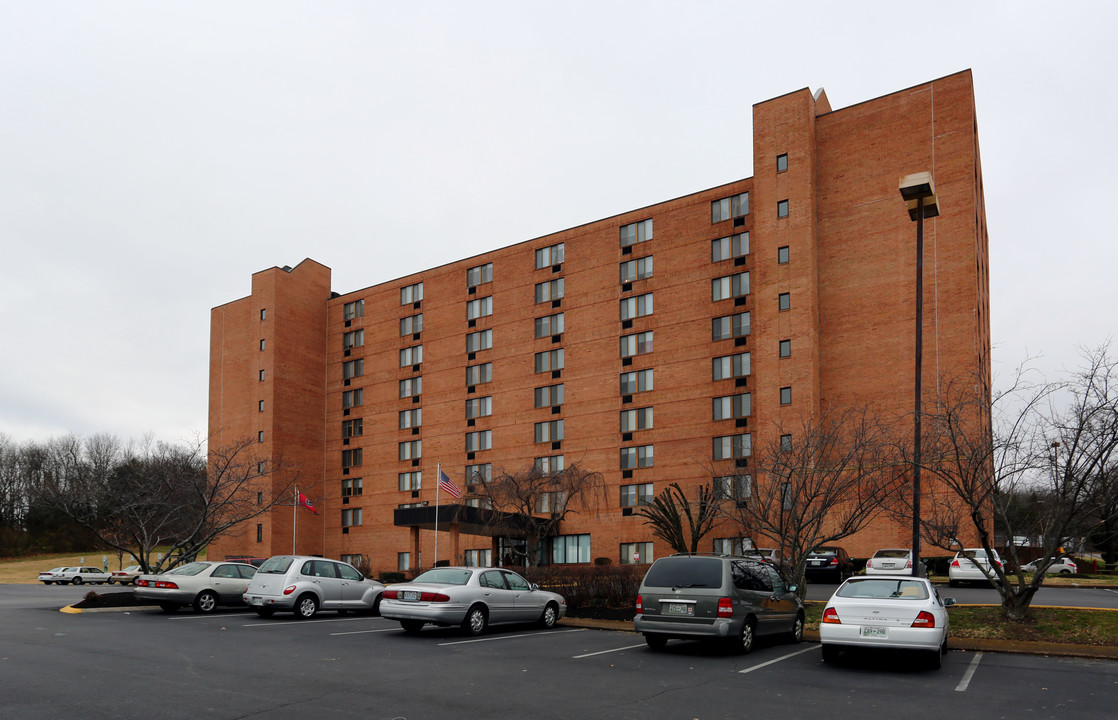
[955,652,983,692]
[737,645,818,674]
[166,614,249,621]
[243,617,375,628]
[572,643,647,658]
[331,628,399,636]
[438,628,587,646]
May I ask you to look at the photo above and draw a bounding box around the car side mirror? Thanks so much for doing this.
[788,585,798,594]
[531,583,539,591]
[943,597,956,607]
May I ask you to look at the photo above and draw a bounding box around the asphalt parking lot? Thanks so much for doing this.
[2,585,1116,720]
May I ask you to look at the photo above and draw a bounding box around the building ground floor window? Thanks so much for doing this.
[620,541,653,565]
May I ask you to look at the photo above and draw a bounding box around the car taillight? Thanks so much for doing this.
[384,589,398,599]
[283,585,297,595]
[911,611,936,628]
[635,595,643,615]
[906,560,913,568]
[950,559,961,567]
[829,557,838,566]
[154,581,178,589]
[421,592,450,602]
[135,579,148,587]
[822,607,841,624]
[717,597,733,618]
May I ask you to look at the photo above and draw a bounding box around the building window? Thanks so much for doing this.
[712,352,750,380]
[342,448,362,468]
[343,359,364,380]
[398,471,422,491]
[260,308,266,321]
[712,394,751,421]
[779,339,791,358]
[620,445,654,469]
[466,296,493,320]
[534,313,565,338]
[534,420,563,443]
[621,542,653,565]
[400,282,423,305]
[342,388,363,409]
[257,461,265,474]
[620,482,654,507]
[397,552,411,571]
[399,345,423,367]
[534,349,564,373]
[535,490,566,514]
[620,407,654,432]
[777,245,789,264]
[343,329,364,349]
[535,242,565,269]
[465,396,492,419]
[712,312,750,340]
[466,329,493,353]
[620,293,654,321]
[781,434,793,452]
[534,455,564,473]
[257,431,264,443]
[777,200,789,218]
[256,524,263,542]
[778,293,790,311]
[344,300,364,320]
[398,440,421,460]
[259,369,265,381]
[714,475,751,501]
[341,508,362,528]
[342,418,363,438]
[713,434,751,460]
[711,233,749,262]
[551,534,591,564]
[619,256,654,283]
[782,482,793,510]
[399,377,422,398]
[400,313,423,336]
[464,549,492,567]
[713,537,747,555]
[776,153,788,173]
[712,272,750,301]
[342,477,363,497]
[465,430,492,452]
[780,386,792,405]
[466,362,492,386]
[534,384,564,408]
[619,219,653,247]
[465,463,491,484]
[620,369,654,394]
[534,278,564,303]
[258,400,264,412]
[712,192,749,222]
[620,331,654,358]
[259,339,266,351]
[467,263,493,287]
[398,408,422,429]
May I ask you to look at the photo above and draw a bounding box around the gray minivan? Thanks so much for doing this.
[634,554,804,653]
[243,555,385,619]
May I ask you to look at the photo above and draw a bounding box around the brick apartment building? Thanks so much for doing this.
[209,70,990,573]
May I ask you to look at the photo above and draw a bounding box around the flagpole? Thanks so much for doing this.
[433,462,440,568]
[292,485,297,555]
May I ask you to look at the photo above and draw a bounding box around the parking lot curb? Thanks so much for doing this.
[60,604,161,614]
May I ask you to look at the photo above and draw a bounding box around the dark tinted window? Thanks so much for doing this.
[503,571,530,591]
[642,557,722,589]
[212,564,240,579]
[731,561,772,592]
[765,565,786,594]
[413,568,473,585]
[480,571,507,589]
[312,561,338,578]
[237,565,258,580]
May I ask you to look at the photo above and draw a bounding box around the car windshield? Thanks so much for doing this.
[837,578,929,600]
[167,562,209,576]
[641,557,722,589]
[874,550,909,559]
[412,568,473,585]
[257,557,295,574]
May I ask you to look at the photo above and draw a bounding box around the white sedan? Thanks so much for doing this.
[1021,557,1078,575]
[38,566,112,585]
[820,576,955,669]
[865,548,923,576]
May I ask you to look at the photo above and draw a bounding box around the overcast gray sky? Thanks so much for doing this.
[1,1,1115,444]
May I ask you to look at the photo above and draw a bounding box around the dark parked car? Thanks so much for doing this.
[633,553,804,653]
[804,547,854,583]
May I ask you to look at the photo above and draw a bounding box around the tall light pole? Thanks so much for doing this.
[899,173,939,577]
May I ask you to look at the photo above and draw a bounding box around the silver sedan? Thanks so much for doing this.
[135,561,257,613]
[380,567,567,635]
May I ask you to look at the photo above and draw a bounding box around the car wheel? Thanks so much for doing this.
[107,579,115,585]
[160,603,179,613]
[371,594,383,617]
[462,604,488,636]
[401,620,424,634]
[72,577,83,585]
[644,633,667,650]
[732,618,756,654]
[788,612,805,644]
[254,608,275,618]
[1059,569,1071,575]
[821,644,841,664]
[538,602,559,629]
[193,590,218,614]
[43,581,52,586]
[295,593,319,619]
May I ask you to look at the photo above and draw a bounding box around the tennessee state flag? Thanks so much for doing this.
[298,492,319,515]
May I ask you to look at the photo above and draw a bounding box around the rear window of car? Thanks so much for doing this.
[837,578,929,600]
[641,557,723,589]
[412,568,473,585]
[873,550,909,559]
[258,557,295,574]
[167,563,209,576]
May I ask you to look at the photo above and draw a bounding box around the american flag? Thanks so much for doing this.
[438,470,461,499]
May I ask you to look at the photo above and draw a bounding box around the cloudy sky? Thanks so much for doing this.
[1,1,1115,444]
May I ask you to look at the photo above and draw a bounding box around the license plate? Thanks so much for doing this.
[861,626,887,638]
[402,590,420,601]
[251,597,262,606]
[664,603,693,616]
[882,563,895,568]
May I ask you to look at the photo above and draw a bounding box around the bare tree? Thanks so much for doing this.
[1084,461,1118,568]
[634,482,722,554]
[724,407,902,595]
[465,461,606,566]
[909,345,1118,620]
